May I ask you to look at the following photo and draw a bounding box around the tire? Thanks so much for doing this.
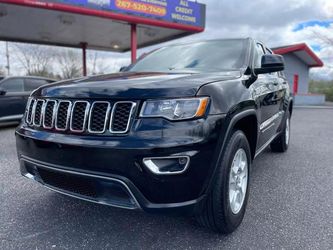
[270,111,290,153]
[196,130,251,234]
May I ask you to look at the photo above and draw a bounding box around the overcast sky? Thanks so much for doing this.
[1,0,332,79]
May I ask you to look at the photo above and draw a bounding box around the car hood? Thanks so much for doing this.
[34,71,242,99]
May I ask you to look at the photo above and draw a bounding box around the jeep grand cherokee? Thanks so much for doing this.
[15,38,293,233]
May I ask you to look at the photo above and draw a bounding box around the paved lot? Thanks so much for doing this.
[1,108,332,250]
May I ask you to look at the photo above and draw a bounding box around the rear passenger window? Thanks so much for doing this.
[1,78,24,92]
[24,79,48,91]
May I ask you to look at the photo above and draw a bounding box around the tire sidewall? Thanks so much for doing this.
[284,112,291,149]
[213,130,252,232]
[280,111,291,151]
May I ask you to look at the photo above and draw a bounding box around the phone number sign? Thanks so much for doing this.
[52,0,205,28]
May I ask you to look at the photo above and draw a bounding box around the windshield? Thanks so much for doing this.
[128,40,248,73]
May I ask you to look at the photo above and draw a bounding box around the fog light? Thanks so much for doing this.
[142,156,190,175]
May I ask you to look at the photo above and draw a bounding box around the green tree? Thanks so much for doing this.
[309,80,333,102]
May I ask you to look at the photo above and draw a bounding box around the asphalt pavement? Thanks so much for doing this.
[0,108,332,249]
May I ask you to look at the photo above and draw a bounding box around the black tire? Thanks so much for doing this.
[270,111,290,153]
[196,130,251,234]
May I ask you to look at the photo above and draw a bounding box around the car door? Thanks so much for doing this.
[265,48,288,134]
[251,43,281,149]
[0,77,27,121]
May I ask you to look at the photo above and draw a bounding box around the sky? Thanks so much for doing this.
[0,0,333,80]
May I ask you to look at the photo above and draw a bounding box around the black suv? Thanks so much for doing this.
[15,38,293,233]
[0,76,55,126]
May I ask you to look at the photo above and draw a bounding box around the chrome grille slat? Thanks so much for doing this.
[33,100,45,126]
[110,102,137,134]
[55,101,72,131]
[43,100,57,129]
[30,99,38,125]
[26,98,35,124]
[25,99,136,135]
[88,102,111,134]
[70,101,90,133]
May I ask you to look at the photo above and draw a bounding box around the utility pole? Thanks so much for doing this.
[5,42,10,75]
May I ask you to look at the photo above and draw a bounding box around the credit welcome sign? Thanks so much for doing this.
[48,0,206,28]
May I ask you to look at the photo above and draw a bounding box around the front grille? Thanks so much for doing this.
[25,98,136,135]
[55,101,71,130]
[111,102,136,133]
[70,101,89,132]
[88,102,110,133]
[26,99,35,124]
[29,164,139,209]
[43,100,56,129]
[33,100,44,126]
[38,168,98,198]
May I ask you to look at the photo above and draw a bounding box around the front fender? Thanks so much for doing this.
[194,107,258,214]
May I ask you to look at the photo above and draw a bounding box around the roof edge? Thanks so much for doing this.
[272,43,324,68]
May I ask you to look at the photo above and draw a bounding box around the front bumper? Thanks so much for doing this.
[16,115,226,214]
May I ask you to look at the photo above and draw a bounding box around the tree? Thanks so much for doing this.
[56,49,82,79]
[312,31,333,68]
[313,31,333,47]
[87,50,110,75]
[12,43,54,77]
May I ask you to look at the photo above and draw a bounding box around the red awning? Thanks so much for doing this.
[273,43,324,68]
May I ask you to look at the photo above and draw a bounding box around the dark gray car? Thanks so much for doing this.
[0,76,55,126]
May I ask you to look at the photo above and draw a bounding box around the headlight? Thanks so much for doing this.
[140,97,209,120]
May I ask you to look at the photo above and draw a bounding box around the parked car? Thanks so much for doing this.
[0,76,55,125]
[16,38,293,233]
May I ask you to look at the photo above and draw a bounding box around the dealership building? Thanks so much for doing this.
[273,43,324,105]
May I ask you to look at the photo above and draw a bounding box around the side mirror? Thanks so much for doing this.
[255,54,285,74]
[0,87,6,96]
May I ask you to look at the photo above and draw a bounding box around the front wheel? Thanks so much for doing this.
[270,112,290,152]
[196,130,251,234]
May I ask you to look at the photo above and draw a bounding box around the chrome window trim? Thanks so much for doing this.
[55,100,72,131]
[70,101,90,133]
[33,99,45,127]
[109,101,137,134]
[42,100,57,129]
[88,101,111,134]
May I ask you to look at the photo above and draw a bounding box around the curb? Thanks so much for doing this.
[295,106,333,109]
